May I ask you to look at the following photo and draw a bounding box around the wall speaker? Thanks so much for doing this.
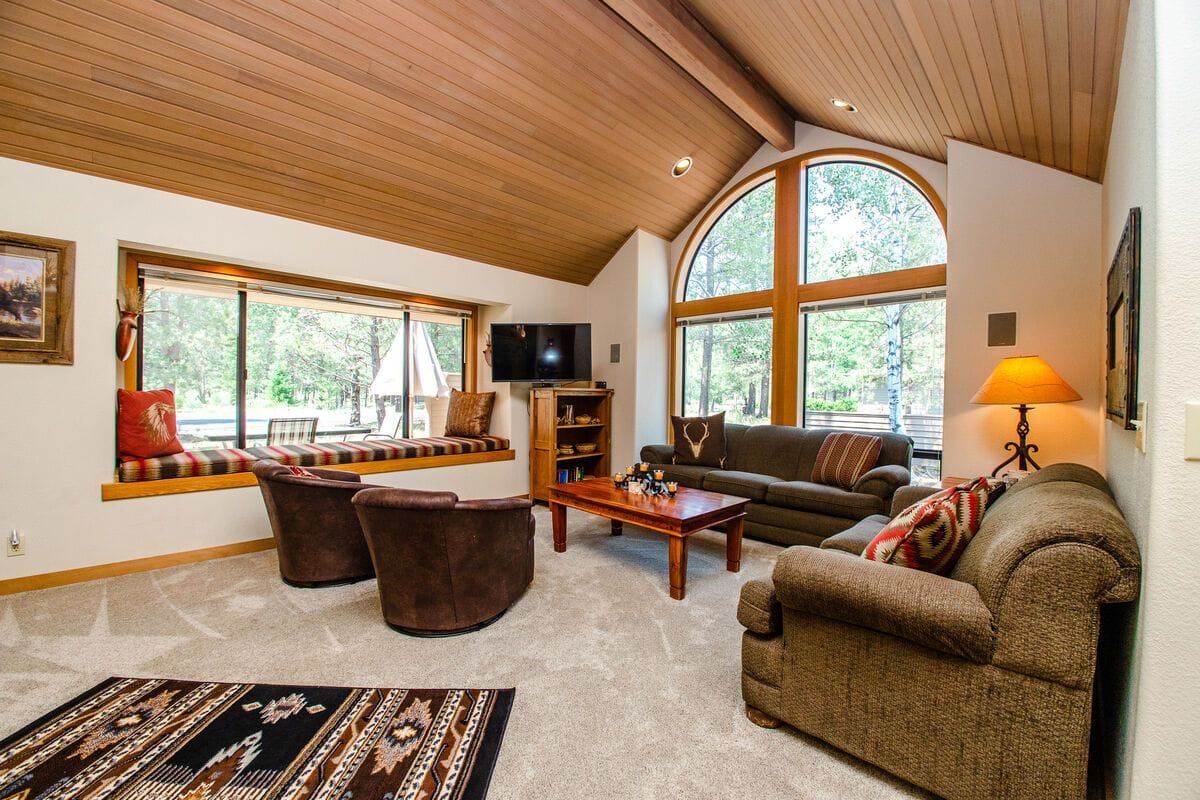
[988,312,1017,347]
[610,343,621,363]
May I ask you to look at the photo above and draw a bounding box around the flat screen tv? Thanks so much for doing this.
[490,323,591,383]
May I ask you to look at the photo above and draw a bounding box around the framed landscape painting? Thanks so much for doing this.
[1105,208,1141,429]
[0,230,75,365]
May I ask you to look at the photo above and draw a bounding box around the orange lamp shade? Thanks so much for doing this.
[971,355,1082,405]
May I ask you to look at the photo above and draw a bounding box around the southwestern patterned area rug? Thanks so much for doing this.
[0,677,513,799]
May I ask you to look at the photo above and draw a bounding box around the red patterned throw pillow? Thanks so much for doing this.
[810,432,883,490]
[117,388,185,462]
[286,465,319,478]
[862,477,1007,574]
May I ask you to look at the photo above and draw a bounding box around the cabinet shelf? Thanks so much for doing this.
[557,423,605,429]
[556,452,606,461]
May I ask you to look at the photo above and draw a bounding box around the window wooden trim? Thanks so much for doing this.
[121,250,477,394]
[670,148,948,426]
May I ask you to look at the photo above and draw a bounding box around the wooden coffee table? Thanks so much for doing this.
[548,478,749,600]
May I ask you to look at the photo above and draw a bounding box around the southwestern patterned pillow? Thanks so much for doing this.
[862,476,1007,574]
[444,389,496,436]
[810,432,883,490]
[286,465,320,478]
[671,412,727,467]
[117,388,185,462]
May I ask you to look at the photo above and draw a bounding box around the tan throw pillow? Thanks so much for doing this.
[671,412,726,467]
[444,389,495,436]
[810,432,883,490]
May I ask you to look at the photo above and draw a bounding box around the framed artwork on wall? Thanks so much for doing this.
[0,230,75,365]
[1105,208,1141,429]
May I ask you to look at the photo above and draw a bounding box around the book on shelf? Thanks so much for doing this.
[556,466,590,484]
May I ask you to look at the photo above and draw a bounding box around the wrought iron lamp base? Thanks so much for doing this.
[990,404,1041,477]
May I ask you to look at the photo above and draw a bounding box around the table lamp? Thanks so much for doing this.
[971,355,1081,476]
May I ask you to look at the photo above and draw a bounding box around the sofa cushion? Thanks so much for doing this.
[765,480,885,519]
[820,515,889,555]
[655,463,714,489]
[703,470,781,501]
[728,425,812,480]
[863,477,1006,574]
[811,432,883,489]
[671,412,727,467]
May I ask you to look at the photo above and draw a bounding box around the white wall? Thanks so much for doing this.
[586,228,671,466]
[1103,0,1200,797]
[943,141,1103,477]
[0,157,585,581]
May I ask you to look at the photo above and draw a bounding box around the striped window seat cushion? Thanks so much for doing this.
[117,435,510,482]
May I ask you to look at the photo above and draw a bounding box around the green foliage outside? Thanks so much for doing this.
[142,288,462,443]
[682,162,947,436]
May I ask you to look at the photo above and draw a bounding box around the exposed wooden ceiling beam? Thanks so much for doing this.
[600,0,795,151]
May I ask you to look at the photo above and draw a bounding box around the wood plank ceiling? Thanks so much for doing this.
[684,0,1129,182]
[0,1,1131,284]
[0,0,762,284]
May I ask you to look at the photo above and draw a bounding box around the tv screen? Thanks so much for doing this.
[490,323,591,383]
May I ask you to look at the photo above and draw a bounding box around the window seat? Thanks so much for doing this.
[102,436,513,501]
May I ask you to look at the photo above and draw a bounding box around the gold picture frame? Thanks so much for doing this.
[0,230,75,365]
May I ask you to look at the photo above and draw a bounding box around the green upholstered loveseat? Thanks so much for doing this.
[738,464,1141,800]
[640,424,913,547]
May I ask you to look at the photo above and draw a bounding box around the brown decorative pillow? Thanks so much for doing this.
[671,412,726,467]
[444,389,496,436]
[810,432,883,490]
[117,388,185,462]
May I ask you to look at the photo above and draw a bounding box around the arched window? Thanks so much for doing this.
[684,179,775,300]
[673,152,947,482]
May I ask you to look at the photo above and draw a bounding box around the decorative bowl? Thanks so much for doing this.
[558,445,575,455]
[575,414,593,424]
[575,443,597,454]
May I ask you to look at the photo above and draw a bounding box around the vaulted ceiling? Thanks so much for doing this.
[0,1,1129,285]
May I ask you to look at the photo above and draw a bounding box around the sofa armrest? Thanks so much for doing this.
[640,443,674,464]
[737,579,781,635]
[890,484,941,517]
[772,546,995,663]
[852,464,910,499]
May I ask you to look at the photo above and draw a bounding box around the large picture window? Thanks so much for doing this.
[135,256,472,451]
[674,151,947,477]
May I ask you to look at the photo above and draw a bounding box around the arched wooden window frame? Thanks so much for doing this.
[670,148,948,426]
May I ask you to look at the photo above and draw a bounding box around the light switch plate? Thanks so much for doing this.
[1185,402,1200,460]
[1135,402,1147,453]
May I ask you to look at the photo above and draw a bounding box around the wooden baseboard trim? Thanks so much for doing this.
[101,449,516,501]
[0,538,277,596]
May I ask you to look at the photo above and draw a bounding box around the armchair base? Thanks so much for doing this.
[387,608,507,638]
[282,573,375,589]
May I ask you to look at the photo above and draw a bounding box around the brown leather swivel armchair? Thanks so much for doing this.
[253,460,378,587]
[352,487,535,636]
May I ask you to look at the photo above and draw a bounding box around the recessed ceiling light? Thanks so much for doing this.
[830,97,858,113]
[671,156,694,178]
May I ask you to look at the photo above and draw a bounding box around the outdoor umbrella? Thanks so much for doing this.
[370,321,450,399]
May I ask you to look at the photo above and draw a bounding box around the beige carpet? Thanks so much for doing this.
[0,506,929,799]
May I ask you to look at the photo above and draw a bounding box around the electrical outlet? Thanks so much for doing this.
[7,529,24,557]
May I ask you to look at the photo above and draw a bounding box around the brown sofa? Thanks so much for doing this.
[640,424,913,547]
[352,487,535,636]
[253,460,378,587]
[738,464,1141,800]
